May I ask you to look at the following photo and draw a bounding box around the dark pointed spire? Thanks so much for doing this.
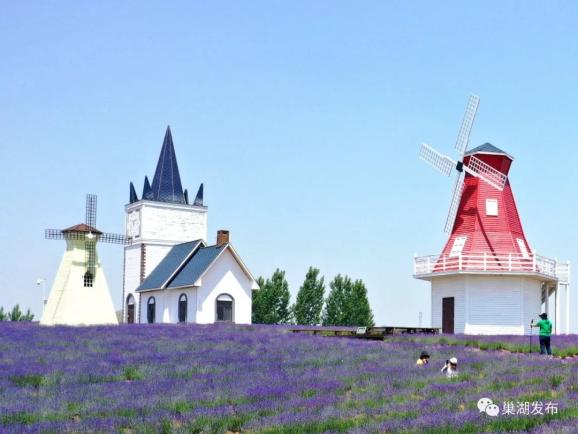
[142,176,153,200]
[150,126,185,203]
[183,189,189,204]
[193,183,204,206]
[129,182,139,203]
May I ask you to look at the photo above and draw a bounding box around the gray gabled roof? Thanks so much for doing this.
[465,143,513,159]
[167,245,225,288]
[137,240,204,291]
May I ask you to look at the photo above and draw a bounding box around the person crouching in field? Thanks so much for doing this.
[416,351,430,366]
[532,313,553,356]
[441,357,458,378]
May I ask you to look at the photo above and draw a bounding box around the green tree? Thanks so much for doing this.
[0,307,6,321]
[293,267,325,325]
[252,276,267,323]
[252,270,291,324]
[347,279,374,327]
[8,304,22,321]
[21,309,35,321]
[322,274,351,326]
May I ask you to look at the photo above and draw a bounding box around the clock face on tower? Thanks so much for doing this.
[127,212,141,238]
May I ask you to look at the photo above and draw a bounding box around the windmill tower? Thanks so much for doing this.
[122,126,207,323]
[41,194,124,325]
[414,95,571,335]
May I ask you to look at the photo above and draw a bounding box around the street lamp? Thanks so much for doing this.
[36,278,47,312]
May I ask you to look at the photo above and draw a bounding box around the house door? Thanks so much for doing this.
[442,297,454,334]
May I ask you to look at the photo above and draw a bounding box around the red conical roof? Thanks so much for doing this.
[439,145,531,259]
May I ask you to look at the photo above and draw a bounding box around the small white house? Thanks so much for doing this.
[136,230,258,324]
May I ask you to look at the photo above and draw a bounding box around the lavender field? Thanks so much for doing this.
[1,323,577,433]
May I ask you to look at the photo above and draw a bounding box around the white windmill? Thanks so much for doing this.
[41,194,124,326]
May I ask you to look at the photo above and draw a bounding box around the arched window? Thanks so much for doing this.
[178,294,187,323]
[147,297,156,324]
[216,294,234,322]
[126,294,135,324]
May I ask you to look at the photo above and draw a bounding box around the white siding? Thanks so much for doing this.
[144,244,173,277]
[161,288,198,323]
[196,249,253,324]
[466,275,523,335]
[523,278,542,335]
[140,202,207,243]
[431,276,466,333]
[431,274,544,335]
[123,245,141,322]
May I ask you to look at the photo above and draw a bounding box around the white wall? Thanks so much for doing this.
[432,274,543,335]
[139,202,207,243]
[41,239,118,326]
[123,244,141,322]
[196,249,253,324]
[523,278,542,335]
[139,288,199,324]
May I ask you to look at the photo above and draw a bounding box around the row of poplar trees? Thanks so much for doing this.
[252,267,374,327]
[0,305,34,321]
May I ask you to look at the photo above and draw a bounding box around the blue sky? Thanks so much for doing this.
[1,1,577,330]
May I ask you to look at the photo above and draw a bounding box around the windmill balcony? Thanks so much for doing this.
[413,252,570,284]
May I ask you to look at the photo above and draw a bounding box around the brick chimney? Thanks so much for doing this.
[217,230,230,247]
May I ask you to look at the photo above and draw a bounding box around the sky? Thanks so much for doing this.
[1,1,577,331]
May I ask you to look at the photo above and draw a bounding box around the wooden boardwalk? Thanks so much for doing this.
[289,326,440,340]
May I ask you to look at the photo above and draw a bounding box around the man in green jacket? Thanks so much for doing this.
[531,313,553,356]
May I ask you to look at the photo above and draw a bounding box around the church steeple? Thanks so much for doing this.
[150,126,185,204]
[142,176,153,200]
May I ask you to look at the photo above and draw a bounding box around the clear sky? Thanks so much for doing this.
[1,1,577,331]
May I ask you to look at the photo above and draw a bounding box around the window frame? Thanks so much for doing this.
[215,293,234,323]
[517,238,530,259]
[449,236,467,258]
[485,198,498,216]
[178,293,187,323]
[126,294,135,324]
[147,296,156,324]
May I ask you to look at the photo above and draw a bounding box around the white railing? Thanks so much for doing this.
[414,252,561,280]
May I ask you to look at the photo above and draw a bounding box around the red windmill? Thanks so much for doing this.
[414,95,570,335]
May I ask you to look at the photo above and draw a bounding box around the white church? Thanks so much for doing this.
[122,126,259,324]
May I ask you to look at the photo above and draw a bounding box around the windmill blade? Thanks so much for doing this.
[85,239,96,277]
[444,173,464,233]
[419,143,455,177]
[45,229,65,240]
[464,155,507,191]
[99,232,127,245]
[85,194,97,228]
[454,94,480,156]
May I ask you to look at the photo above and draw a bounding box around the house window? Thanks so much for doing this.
[147,297,156,324]
[449,236,467,257]
[83,272,94,287]
[126,294,135,324]
[216,294,234,322]
[178,294,187,323]
[486,199,498,216]
[517,238,530,259]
